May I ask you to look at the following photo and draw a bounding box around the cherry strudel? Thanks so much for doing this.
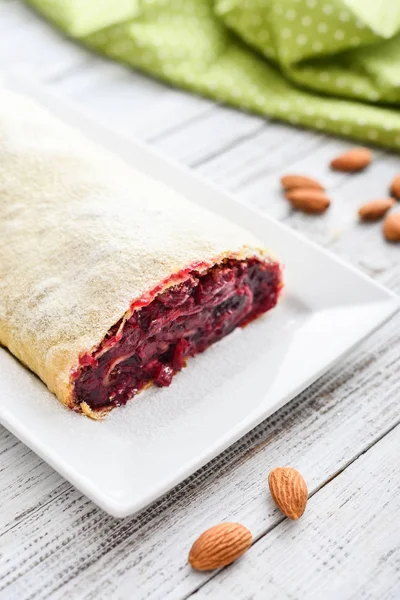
[0,91,283,418]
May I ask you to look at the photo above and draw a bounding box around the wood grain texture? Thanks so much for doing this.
[195,424,400,600]
[0,2,399,599]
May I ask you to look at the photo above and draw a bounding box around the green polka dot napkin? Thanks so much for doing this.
[26,0,400,150]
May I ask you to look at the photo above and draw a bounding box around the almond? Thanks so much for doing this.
[281,174,324,191]
[285,188,330,214]
[330,147,372,172]
[188,522,252,571]
[390,174,400,199]
[383,213,400,242]
[268,467,308,520]
[358,198,395,221]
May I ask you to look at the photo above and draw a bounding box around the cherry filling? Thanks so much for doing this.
[73,258,282,410]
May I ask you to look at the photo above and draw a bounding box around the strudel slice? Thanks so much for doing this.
[0,90,283,418]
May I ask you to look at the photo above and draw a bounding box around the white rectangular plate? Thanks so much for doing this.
[1,76,399,518]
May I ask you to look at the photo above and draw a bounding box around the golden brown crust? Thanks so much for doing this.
[80,402,112,420]
[0,90,275,412]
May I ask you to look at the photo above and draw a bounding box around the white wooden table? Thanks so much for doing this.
[1,2,400,599]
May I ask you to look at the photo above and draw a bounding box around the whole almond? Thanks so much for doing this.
[281,174,325,191]
[390,174,400,199]
[358,198,395,221]
[268,467,308,520]
[188,522,252,571]
[383,213,400,242]
[285,188,330,214]
[330,147,372,172]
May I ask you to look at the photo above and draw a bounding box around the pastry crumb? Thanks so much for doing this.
[80,402,107,420]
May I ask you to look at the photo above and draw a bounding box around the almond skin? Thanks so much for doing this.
[390,174,400,199]
[330,147,372,172]
[268,467,308,520]
[383,213,400,242]
[285,188,330,214]
[281,174,325,191]
[188,523,252,571]
[358,198,395,221]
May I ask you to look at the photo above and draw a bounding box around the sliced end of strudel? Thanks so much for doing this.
[0,90,283,418]
[72,254,282,418]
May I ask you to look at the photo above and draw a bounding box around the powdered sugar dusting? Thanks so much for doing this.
[0,89,274,410]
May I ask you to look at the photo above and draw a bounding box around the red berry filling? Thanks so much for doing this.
[72,258,282,410]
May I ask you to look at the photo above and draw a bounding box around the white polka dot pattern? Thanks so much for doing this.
[26,0,400,150]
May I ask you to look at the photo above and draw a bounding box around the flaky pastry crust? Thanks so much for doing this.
[0,90,276,414]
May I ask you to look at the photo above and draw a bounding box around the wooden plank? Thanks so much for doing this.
[0,426,68,537]
[136,94,216,143]
[152,105,266,166]
[196,123,326,192]
[0,1,90,79]
[194,423,400,600]
[50,65,216,142]
[49,59,170,128]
